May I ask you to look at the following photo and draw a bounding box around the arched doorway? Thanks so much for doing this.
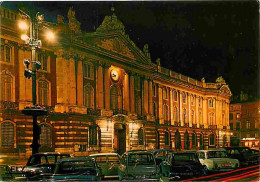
[200,133,204,149]
[192,132,197,149]
[209,133,216,148]
[114,123,126,155]
[175,130,181,151]
[184,130,190,150]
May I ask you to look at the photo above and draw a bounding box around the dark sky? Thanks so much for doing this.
[3,1,259,100]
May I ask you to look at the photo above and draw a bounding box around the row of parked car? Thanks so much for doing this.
[0,146,259,181]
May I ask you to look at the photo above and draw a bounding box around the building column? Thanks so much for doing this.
[123,72,130,112]
[158,85,163,124]
[188,93,191,127]
[148,79,153,115]
[196,95,199,128]
[129,73,135,113]
[143,78,149,115]
[203,97,208,128]
[170,89,174,125]
[96,63,104,109]
[103,64,110,110]
[179,91,183,126]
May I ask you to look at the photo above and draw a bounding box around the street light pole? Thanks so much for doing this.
[20,10,47,155]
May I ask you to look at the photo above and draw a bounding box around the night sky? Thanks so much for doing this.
[3,1,259,101]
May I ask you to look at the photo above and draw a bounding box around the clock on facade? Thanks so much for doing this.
[110,69,119,82]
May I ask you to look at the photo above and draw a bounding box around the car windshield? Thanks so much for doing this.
[56,160,95,174]
[207,151,228,158]
[240,148,253,155]
[128,153,155,166]
[172,153,199,162]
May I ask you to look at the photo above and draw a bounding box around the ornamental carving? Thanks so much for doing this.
[68,7,81,34]
[216,76,226,85]
[219,85,232,97]
[97,38,135,60]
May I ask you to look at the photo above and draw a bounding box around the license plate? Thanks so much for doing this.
[221,163,231,167]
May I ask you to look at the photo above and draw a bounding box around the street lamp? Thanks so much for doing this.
[19,9,54,154]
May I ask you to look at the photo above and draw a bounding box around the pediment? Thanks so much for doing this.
[219,85,232,97]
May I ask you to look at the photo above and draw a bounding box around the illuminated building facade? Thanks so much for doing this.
[0,7,232,157]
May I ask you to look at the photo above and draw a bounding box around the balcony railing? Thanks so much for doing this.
[223,126,227,130]
[183,123,189,127]
[208,125,217,129]
[87,108,101,116]
[0,101,19,111]
[164,120,171,125]
[192,124,197,129]
[174,121,180,127]
[137,114,146,120]
[200,124,204,129]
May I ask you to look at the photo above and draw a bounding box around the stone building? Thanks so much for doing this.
[0,6,232,157]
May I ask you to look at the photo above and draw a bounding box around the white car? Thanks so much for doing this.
[197,150,240,172]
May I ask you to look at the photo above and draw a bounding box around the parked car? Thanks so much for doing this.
[197,150,240,172]
[0,165,13,181]
[118,150,160,180]
[160,152,206,180]
[222,147,259,166]
[151,149,173,166]
[52,157,102,181]
[22,152,71,180]
[89,153,120,179]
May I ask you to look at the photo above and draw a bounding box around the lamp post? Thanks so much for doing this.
[19,9,52,154]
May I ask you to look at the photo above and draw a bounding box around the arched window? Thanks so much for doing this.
[163,88,168,99]
[0,45,11,63]
[1,122,14,148]
[184,131,190,150]
[191,110,195,124]
[209,112,215,125]
[182,92,186,104]
[138,128,144,145]
[84,84,94,108]
[175,130,181,150]
[38,80,49,105]
[0,73,12,101]
[110,84,119,110]
[191,95,194,105]
[165,132,170,146]
[209,98,214,108]
[40,124,52,147]
[89,125,101,146]
[183,108,187,123]
[38,54,48,71]
[199,111,202,124]
[192,132,197,148]
[163,105,169,122]
[198,97,202,107]
[209,134,216,146]
[174,106,178,121]
[173,90,178,101]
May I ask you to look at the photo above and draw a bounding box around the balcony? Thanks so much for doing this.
[164,120,171,125]
[200,124,204,129]
[87,108,101,116]
[183,123,189,127]
[137,114,146,120]
[208,125,217,129]
[112,109,128,115]
[223,126,227,130]
[174,121,180,127]
[192,124,198,129]
[0,101,19,112]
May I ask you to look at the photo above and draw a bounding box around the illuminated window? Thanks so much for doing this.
[209,113,215,125]
[38,80,49,106]
[40,124,52,147]
[38,54,48,71]
[191,95,194,106]
[236,113,241,119]
[0,73,12,101]
[163,88,168,99]
[182,92,186,104]
[208,98,214,108]
[183,108,187,123]
[138,128,144,145]
[191,110,195,124]
[198,97,202,108]
[1,122,14,148]
[246,120,250,129]
[84,84,94,108]
[110,84,119,110]
[0,45,11,63]
[165,132,170,146]
[163,105,169,122]
[83,63,93,79]
[174,106,178,121]
[89,125,101,146]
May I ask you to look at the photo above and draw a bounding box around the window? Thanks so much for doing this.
[246,120,250,129]
[182,92,186,104]
[229,113,233,120]
[236,123,240,130]
[138,128,144,145]
[198,97,202,108]
[1,122,14,148]
[165,132,170,146]
[173,90,177,101]
[191,95,194,106]
[192,133,197,148]
[84,84,94,108]
[89,125,100,146]
[0,45,11,63]
[191,110,195,124]
[184,131,190,150]
[38,80,49,105]
[199,112,202,124]
[175,130,181,150]
[40,124,52,147]
[236,113,241,119]
[230,123,233,130]
[110,84,119,110]
[209,98,214,108]
[83,63,93,79]
[209,113,215,125]
[163,88,168,99]
[163,105,169,121]
[38,54,48,71]
[0,73,12,101]
[183,108,187,123]
[174,106,178,121]
[222,113,225,125]
[209,134,215,146]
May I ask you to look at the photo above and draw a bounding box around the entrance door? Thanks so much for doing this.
[114,123,126,155]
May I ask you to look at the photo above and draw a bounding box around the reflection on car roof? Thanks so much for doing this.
[58,157,93,163]
[32,152,70,156]
[89,153,119,156]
